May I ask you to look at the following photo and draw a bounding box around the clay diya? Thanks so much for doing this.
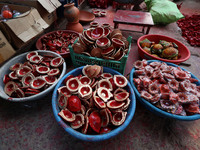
[113,48,122,59]
[84,29,95,41]
[91,47,102,58]
[110,29,122,39]
[72,42,87,54]
[54,65,134,138]
[93,10,101,17]
[112,38,125,49]
[2,51,66,100]
[103,27,110,37]
[102,23,110,29]
[90,21,99,28]
[103,56,115,60]
[101,46,115,56]
[114,50,125,61]
[91,27,104,40]
[36,30,79,58]
[96,37,111,49]
[121,36,129,49]
[80,34,94,46]
[81,52,91,57]
[72,25,130,61]
[100,11,107,17]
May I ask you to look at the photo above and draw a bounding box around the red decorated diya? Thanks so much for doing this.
[112,38,125,49]
[101,46,114,56]
[91,27,104,40]
[84,29,95,41]
[96,37,111,49]
[90,21,99,28]
[103,27,110,37]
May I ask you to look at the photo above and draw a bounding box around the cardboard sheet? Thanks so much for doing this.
[38,0,62,13]
[5,8,49,43]
[0,31,15,64]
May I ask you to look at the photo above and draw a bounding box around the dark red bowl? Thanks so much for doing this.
[36,30,79,58]
[137,34,191,64]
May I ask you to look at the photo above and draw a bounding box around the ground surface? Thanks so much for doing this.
[0,0,200,150]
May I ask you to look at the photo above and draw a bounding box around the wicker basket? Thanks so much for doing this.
[69,36,132,74]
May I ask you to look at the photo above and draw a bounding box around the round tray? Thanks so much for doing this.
[79,10,95,23]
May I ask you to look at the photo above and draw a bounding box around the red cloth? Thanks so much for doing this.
[88,0,110,9]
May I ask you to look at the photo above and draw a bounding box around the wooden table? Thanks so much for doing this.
[113,10,154,34]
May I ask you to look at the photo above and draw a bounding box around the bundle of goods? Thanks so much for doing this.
[139,38,180,60]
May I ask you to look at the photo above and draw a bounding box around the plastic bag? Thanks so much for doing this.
[145,0,184,25]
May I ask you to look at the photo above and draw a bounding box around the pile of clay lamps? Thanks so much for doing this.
[57,65,132,135]
[72,23,129,61]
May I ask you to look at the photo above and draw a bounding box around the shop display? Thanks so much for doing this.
[69,24,132,74]
[137,34,190,64]
[52,65,136,141]
[57,65,130,134]
[130,60,200,120]
[0,50,66,102]
[36,30,79,58]
[139,38,180,60]
[1,0,200,148]
[3,51,64,98]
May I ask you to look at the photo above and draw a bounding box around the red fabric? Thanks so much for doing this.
[88,0,110,8]
[177,14,200,47]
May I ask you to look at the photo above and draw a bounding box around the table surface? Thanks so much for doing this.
[113,10,154,26]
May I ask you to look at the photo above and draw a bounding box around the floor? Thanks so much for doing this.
[0,0,200,150]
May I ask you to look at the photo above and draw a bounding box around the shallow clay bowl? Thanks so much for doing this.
[101,46,114,56]
[36,30,79,58]
[96,37,110,49]
[103,27,110,37]
[0,50,66,102]
[90,21,99,28]
[91,27,104,40]
[79,10,95,23]
[52,66,136,141]
[112,38,125,49]
[137,34,191,64]
[130,60,200,121]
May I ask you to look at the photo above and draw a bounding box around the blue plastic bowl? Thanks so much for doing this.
[130,60,200,121]
[0,50,66,102]
[52,66,136,141]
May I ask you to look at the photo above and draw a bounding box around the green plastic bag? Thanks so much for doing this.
[145,0,184,25]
